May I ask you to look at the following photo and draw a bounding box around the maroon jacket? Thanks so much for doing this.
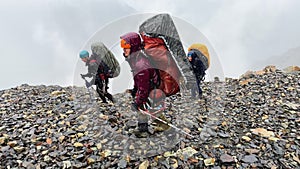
[121,32,158,107]
[126,51,158,106]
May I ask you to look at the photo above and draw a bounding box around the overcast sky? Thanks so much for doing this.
[1,0,300,93]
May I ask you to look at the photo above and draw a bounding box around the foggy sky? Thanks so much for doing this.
[1,0,300,92]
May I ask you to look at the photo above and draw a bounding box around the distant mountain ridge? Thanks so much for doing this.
[253,46,300,70]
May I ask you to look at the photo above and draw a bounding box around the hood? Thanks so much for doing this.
[120,32,142,54]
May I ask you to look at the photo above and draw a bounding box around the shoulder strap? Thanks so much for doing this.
[89,59,98,64]
[140,50,156,68]
[140,50,161,88]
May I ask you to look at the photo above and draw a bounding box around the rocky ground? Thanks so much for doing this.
[0,66,299,168]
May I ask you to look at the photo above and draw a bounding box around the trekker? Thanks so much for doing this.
[79,50,114,103]
[187,44,210,99]
[120,32,159,136]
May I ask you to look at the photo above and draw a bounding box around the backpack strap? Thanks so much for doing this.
[149,69,161,89]
[140,50,161,89]
[89,59,97,63]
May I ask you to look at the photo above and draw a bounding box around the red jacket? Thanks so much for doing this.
[121,32,159,107]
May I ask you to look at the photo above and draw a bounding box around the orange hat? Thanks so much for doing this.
[120,39,131,49]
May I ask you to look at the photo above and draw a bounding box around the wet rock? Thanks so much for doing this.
[0,137,6,145]
[0,66,299,168]
[251,128,275,137]
[7,141,17,147]
[73,162,85,168]
[49,151,58,158]
[283,66,300,73]
[241,155,258,163]
[101,149,111,158]
[44,155,51,162]
[220,154,235,163]
[74,142,83,147]
[245,148,260,154]
[263,65,277,73]
[13,146,25,153]
[139,160,149,169]
[58,135,65,143]
[22,161,35,169]
[87,157,95,165]
[170,158,178,169]
[204,158,215,166]
[242,136,251,142]
[76,154,85,161]
[218,132,230,138]
[176,147,198,161]
[51,90,65,96]
[118,159,127,168]
[273,143,284,155]
[1,145,10,152]
[62,160,71,169]
[164,151,176,158]
[211,167,221,169]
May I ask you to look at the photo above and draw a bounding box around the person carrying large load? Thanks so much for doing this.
[139,13,195,96]
[80,42,120,103]
[120,32,160,137]
[90,42,121,78]
[187,43,210,99]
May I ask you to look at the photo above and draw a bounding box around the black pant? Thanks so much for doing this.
[95,78,114,103]
[191,77,202,98]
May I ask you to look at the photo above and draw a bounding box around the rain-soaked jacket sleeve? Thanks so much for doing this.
[87,62,98,77]
[86,62,99,85]
[134,69,151,106]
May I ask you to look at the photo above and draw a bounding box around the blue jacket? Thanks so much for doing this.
[188,50,206,79]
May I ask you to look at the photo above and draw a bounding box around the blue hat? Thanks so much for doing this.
[79,50,89,58]
[187,51,195,57]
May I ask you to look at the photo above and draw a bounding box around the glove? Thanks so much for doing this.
[132,87,137,98]
[106,70,113,78]
[99,74,105,80]
[127,88,137,98]
[81,74,86,79]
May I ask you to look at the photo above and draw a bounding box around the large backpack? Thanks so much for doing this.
[139,14,193,96]
[91,42,120,78]
[140,39,180,96]
[188,43,210,71]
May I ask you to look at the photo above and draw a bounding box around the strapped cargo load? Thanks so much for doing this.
[91,42,120,78]
[139,14,195,96]
[188,43,210,70]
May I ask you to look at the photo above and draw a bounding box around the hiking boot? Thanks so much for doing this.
[106,94,115,103]
[133,123,149,138]
[138,123,148,132]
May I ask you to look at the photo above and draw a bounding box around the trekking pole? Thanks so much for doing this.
[81,76,93,103]
[102,80,106,94]
[139,109,195,138]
